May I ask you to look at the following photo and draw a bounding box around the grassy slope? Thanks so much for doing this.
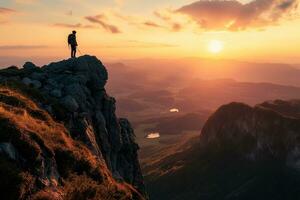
[146,141,300,200]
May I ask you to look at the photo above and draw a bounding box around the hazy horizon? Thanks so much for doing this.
[1,0,300,65]
[1,55,300,68]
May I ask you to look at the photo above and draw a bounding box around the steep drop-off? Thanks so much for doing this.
[145,100,300,200]
[0,55,146,200]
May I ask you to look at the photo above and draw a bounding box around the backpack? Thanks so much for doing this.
[68,34,73,45]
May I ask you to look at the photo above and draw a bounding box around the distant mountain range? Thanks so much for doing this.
[111,58,300,87]
[105,60,300,171]
[106,61,300,141]
[106,59,300,114]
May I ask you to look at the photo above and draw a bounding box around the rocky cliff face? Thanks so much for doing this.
[0,55,146,199]
[145,100,300,200]
[201,101,300,166]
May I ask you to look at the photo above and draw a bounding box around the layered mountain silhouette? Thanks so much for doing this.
[106,61,300,145]
[0,56,147,200]
[145,100,300,200]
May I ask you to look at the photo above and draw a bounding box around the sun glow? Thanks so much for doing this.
[208,40,224,54]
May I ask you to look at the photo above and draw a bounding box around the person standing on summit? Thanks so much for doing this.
[68,30,78,58]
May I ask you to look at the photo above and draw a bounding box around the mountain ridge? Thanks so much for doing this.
[145,100,300,200]
[0,55,147,200]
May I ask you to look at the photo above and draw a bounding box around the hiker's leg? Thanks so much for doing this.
[74,47,77,58]
[71,46,75,58]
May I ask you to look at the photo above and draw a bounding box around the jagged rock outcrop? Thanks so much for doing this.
[201,101,300,166]
[118,119,145,193]
[0,55,147,199]
[145,100,300,200]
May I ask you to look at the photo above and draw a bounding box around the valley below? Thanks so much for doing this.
[105,58,300,199]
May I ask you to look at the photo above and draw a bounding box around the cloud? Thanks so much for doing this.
[176,0,299,31]
[81,10,183,33]
[154,10,172,21]
[0,7,16,14]
[111,11,137,22]
[95,10,183,33]
[85,15,121,33]
[143,21,164,28]
[0,7,17,24]
[143,20,182,32]
[53,23,94,29]
[0,45,48,50]
[172,23,182,31]
[153,9,185,32]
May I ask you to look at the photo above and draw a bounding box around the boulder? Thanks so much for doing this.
[63,83,87,104]
[31,80,42,89]
[50,89,62,98]
[22,77,41,89]
[7,66,18,70]
[22,77,32,86]
[30,72,46,81]
[61,95,79,112]
[23,62,37,70]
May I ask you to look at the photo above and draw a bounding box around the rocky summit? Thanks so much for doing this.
[0,55,146,200]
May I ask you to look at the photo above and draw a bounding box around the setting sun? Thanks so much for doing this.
[208,40,224,54]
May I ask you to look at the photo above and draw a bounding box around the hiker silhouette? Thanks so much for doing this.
[68,30,78,58]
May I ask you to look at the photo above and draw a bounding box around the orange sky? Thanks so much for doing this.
[0,0,300,65]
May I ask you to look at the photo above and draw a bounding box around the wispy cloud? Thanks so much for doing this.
[171,23,182,32]
[153,9,185,32]
[176,0,299,31]
[85,15,121,33]
[0,7,17,24]
[111,11,139,24]
[154,10,172,21]
[0,7,16,14]
[53,23,95,29]
[143,21,164,28]
[0,45,48,50]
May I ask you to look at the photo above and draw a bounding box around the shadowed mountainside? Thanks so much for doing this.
[145,100,300,200]
[0,55,147,200]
